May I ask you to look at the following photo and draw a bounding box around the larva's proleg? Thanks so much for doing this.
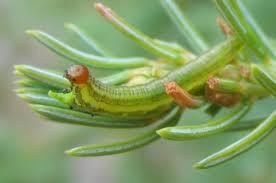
[53,37,242,116]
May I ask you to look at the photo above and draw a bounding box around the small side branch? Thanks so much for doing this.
[164,82,203,108]
[217,17,233,37]
[205,77,241,107]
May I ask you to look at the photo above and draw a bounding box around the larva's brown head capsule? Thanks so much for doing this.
[65,65,89,85]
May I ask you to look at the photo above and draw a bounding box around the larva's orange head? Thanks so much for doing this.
[65,65,89,85]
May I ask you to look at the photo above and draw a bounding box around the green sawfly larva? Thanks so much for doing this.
[51,37,243,116]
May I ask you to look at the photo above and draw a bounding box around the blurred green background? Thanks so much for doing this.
[1,0,276,182]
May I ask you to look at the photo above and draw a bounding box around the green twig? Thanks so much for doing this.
[95,3,190,64]
[214,0,275,62]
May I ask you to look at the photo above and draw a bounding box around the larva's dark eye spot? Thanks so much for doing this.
[65,65,89,85]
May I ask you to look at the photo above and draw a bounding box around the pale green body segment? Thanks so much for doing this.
[73,37,242,115]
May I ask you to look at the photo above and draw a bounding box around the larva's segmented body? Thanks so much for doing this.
[69,37,242,116]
